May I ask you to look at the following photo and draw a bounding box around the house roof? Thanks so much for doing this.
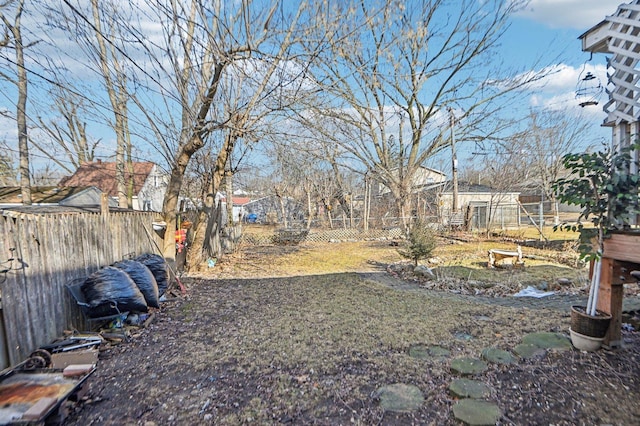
[579,19,609,53]
[59,161,155,197]
[244,195,296,205]
[0,186,101,204]
[225,196,251,206]
[0,205,137,216]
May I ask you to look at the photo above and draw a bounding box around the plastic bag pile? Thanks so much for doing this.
[80,254,169,318]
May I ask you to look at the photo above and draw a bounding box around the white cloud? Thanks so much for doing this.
[488,61,608,102]
[526,83,608,124]
[516,0,626,29]
[504,61,609,122]
[527,62,607,92]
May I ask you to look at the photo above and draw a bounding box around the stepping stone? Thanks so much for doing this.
[408,344,450,360]
[453,331,474,341]
[513,343,547,360]
[452,399,501,426]
[481,347,517,365]
[521,332,572,352]
[450,357,488,376]
[428,346,451,358]
[474,315,492,321]
[449,378,491,399]
[375,383,424,413]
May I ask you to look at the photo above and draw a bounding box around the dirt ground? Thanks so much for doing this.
[64,240,640,425]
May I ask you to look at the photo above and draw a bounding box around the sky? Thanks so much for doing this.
[0,0,632,176]
[504,0,624,126]
[423,0,628,172]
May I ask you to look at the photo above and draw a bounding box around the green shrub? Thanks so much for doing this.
[398,221,437,266]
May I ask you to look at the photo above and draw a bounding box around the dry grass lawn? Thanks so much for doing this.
[66,227,640,425]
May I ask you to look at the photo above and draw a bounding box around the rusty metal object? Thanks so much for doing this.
[0,370,94,423]
[0,381,66,405]
[22,349,52,370]
[23,356,47,371]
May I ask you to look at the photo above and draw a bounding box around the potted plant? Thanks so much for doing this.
[552,142,640,349]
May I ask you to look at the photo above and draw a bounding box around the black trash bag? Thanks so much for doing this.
[81,266,148,317]
[113,259,160,308]
[135,253,169,296]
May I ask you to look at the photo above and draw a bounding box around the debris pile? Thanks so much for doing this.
[81,254,168,318]
[0,253,174,425]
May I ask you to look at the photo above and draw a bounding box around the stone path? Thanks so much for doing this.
[394,332,572,424]
[363,271,626,424]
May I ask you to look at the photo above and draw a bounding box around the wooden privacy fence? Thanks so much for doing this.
[0,209,163,368]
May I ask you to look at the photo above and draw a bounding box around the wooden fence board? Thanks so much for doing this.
[0,210,162,367]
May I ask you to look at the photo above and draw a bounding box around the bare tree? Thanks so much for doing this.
[45,0,135,206]
[162,2,324,267]
[466,110,596,227]
[32,87,99,173]
[0,142,16,186]
[45,0,318,263]
[269,143,316,229]
[1,0,31,204]
[517,111,594,223]
[304,0,547,231]
[88,0,130,208]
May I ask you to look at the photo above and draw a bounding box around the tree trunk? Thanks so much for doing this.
[363,177,370,231]
[16,11,31,205]
[186,129,236,269]
[162,62,225,262]
[225,170,233,225]
[393,187,412,233]
[162,134,206,260]
[7,1,32,205]
[90,0,128,209]
[188,192,215,269]
[305,187,313,229]
[275,187,288,228]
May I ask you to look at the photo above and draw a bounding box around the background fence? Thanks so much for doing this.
[240,202,566,244]
[0,209,162,368]
[241,227,405,245]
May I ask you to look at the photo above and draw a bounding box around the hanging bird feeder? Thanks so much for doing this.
[575,70,603,107]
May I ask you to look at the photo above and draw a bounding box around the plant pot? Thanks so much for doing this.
[570,305,612,338]
[569,328,604,351]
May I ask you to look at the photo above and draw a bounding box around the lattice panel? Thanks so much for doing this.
[604,2,640,125]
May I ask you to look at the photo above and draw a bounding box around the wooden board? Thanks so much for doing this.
[603,233,640,264]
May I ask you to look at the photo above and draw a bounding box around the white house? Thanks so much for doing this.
[375,166,447,195]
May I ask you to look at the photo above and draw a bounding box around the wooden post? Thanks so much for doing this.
[100,193,110,217]
[597,232,640,349]
[596,257,624,348]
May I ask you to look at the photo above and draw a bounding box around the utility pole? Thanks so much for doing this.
[449,107,459,213]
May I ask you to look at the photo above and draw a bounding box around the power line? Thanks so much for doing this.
[1,142,167,170]
[0,52,136,125]
[60,0,167,97]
